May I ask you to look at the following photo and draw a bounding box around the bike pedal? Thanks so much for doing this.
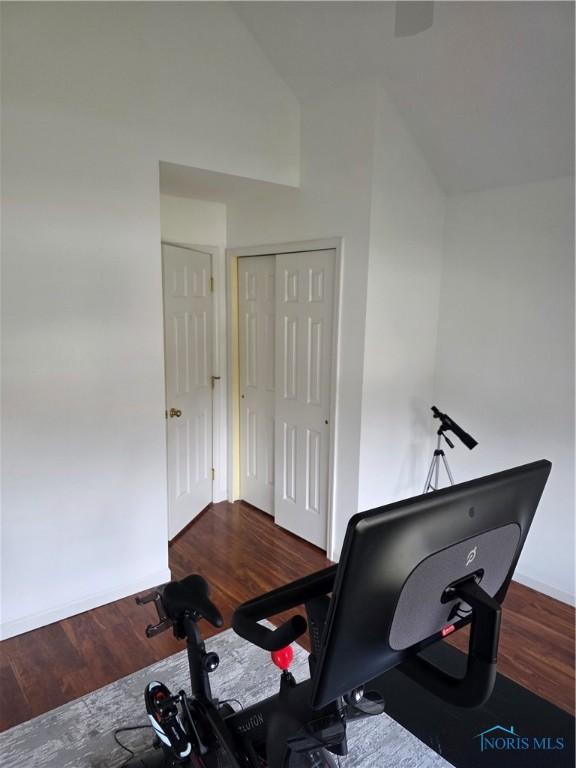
[145,682,192,761]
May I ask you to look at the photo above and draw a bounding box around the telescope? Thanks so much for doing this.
[424,406,478,492]
[431,405,478,450]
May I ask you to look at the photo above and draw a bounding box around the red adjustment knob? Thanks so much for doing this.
[271,645,293,671]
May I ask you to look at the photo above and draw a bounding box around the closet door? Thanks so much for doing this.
[238,256,276,514]
[274,250,334,547]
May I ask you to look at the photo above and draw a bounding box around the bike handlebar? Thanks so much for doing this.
[233,612,308,651]
[136,586,173,637]
[232,565,338,652]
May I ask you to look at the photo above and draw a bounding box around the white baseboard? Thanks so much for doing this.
[0,567,172,641]
[2,566,571,641]
[513,572,575,607]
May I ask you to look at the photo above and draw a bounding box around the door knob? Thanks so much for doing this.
[169,408,182,418]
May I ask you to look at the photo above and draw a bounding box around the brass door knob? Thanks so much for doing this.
[169,408,182,418]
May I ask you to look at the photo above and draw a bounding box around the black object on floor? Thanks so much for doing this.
[373,642,575,768]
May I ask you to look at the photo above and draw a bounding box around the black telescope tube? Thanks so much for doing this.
[432,406,478,450]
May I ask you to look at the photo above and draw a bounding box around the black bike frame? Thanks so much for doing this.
[178,564,382,768]
[182,613,349,768]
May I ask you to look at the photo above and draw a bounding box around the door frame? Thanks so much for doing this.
[161,242,228,538]
[226,237,343,558]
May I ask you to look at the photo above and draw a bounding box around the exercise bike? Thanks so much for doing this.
[125,460,551,768]
[132,568,381,768]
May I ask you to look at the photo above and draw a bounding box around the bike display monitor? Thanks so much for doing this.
[311,460,551,709]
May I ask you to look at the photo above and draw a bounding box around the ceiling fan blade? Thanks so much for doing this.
[394,1,434,37]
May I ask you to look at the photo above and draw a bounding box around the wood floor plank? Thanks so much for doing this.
[0,500,573,733]
[0,662,31,727]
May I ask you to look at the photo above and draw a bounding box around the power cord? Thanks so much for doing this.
[113,724,153,767]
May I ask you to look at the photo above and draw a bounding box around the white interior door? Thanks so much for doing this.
[274,250,334,548]
[163,244,213,539]
[238,256,275,514]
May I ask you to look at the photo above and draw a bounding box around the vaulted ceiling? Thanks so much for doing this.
[234,1,574,194]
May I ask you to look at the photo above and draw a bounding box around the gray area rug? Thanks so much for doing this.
[0,627,453,768]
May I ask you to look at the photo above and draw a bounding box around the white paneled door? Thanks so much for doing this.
[274,250,334,548]
[238,256,276,514]
[163,244,213,540]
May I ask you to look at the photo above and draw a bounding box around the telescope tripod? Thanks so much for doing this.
[423,431,455,493]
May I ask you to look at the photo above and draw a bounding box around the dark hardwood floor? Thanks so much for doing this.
[0,501,574,733]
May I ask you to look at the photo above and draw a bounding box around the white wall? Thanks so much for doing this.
[2,1,571,643]
[1,2,299,639]
[160,196,227,248]
[434,177,575,604]
[358,90,446,511]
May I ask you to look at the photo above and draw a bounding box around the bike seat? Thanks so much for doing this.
[162,575,223,628]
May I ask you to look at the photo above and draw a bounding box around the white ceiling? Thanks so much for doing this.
[234,1,574,194]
